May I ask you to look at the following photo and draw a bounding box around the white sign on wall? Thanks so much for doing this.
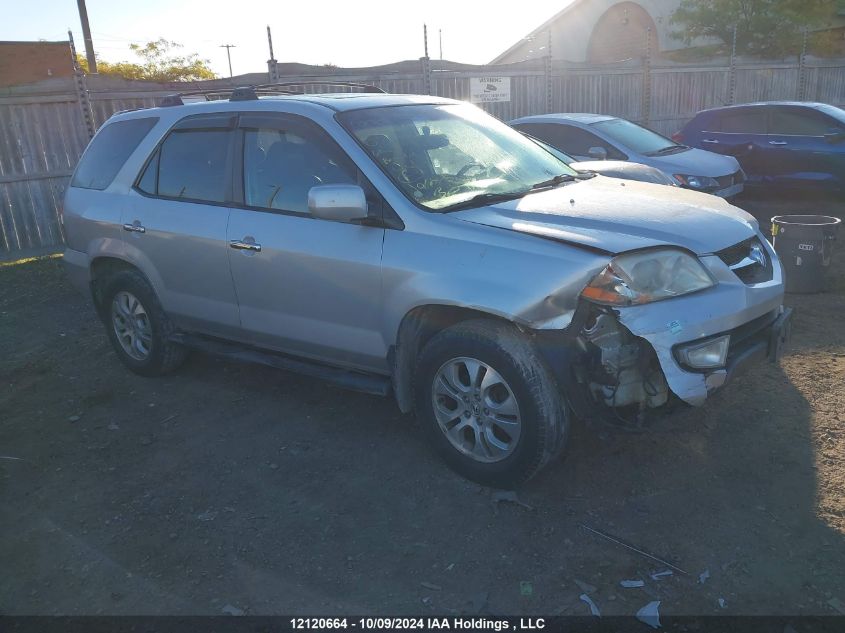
[469,77,511,103]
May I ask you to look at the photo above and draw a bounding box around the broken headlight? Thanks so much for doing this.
[581,248,715,306]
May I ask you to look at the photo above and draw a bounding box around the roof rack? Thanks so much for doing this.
[159,81,386,107]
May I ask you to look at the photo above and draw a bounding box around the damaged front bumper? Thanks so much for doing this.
[612,233,788,406]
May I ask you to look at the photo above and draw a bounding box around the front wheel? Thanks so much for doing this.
[414,319,568,488]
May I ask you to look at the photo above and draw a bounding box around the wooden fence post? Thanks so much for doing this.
[728,25,738,104]
[642,27,652,126]
[797,29,809,100]
[68,31,95,139]
[420,56,432,95]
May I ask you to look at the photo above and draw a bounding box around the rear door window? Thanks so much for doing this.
[712,109,767,134]
[136,116,234,204]
[71,117,158,190]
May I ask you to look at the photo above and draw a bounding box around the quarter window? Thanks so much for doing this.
[72,117,158,190]
[242,123,356,213]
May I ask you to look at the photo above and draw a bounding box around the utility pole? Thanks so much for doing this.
[439,29,442,62]
[421,24,431,96]
[220,43,236,78]
[75,0,97,73]
[266,26,279,82]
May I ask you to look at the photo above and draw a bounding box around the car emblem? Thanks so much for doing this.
[749,243,767,267]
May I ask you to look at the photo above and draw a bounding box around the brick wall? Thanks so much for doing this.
[0,41,73,88]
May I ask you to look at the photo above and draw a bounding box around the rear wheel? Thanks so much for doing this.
[101,269,187,377]
[414,319,568,488]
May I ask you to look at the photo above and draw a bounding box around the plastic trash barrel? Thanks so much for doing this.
[771,215,841,294]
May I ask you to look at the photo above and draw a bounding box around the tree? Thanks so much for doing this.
[77,39,216,82]
[670,0,836,57]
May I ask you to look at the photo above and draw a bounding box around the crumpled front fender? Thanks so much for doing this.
[613,235,785,406]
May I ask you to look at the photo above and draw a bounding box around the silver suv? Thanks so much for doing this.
[63,88,792,488]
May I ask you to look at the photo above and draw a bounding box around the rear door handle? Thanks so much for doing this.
[229,239,261,252]
[769,140,788,146]
[122,222,146,233]
[702,139,719,144]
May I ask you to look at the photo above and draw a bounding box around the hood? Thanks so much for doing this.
[570,160,677,186]
[647,147,739,177]
[452,175,758,255]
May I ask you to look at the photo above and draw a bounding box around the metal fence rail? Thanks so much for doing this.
[1,58,844,258]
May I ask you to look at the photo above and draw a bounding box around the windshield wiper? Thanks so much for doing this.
[647,145,687,156]
[530,173,577,190]
[439,190,530,212]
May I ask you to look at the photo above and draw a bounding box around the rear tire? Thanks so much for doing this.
[100,269,187,377]
[414,319,568,488]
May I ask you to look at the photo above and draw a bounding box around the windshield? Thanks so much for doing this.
[591,118,684,156]
[338,104,576,210]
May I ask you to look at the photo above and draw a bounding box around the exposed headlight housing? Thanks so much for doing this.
[582,248,716,306]
[674,174,720,190]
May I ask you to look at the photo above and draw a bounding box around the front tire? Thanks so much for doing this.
[414,319,568,488]
[100,269,187,377]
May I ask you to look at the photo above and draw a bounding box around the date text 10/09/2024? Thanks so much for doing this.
[290,618,547,631]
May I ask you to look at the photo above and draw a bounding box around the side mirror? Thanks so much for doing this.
[308,184,369,223]
[587,146,608,160]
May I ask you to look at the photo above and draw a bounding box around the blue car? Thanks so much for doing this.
[674,102,845,192]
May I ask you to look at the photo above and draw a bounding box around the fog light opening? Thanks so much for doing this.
[678,335,730,369]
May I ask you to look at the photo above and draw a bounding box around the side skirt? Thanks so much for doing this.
[171,333,393,397]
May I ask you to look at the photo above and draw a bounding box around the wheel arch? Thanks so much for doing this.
[390,304,518,414]
[89,256,152,317]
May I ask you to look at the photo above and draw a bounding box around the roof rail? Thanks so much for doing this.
[158,81,385,107]
[252,81,386,94]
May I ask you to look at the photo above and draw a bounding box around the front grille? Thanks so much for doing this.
[716,236,773,284]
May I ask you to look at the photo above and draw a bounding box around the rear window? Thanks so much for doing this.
[71,117,158,190]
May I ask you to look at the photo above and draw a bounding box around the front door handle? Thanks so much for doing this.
[229,239,262,252]
[122,222,146,233]
[701,138,719,144]
[769,140,788,146]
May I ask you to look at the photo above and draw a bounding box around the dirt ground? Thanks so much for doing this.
[1,192,844,617]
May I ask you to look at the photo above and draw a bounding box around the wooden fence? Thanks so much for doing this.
[1,58,844,259]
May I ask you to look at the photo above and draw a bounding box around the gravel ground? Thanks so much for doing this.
[1,192,843,617]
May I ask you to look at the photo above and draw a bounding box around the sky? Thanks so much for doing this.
[1,0,572,76]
